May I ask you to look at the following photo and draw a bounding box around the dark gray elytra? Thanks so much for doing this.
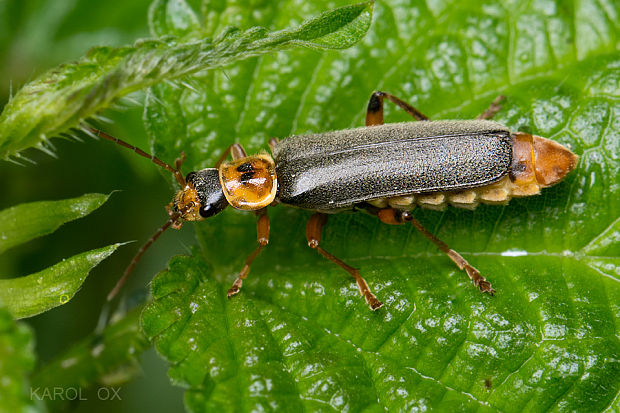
[273,120,513,211]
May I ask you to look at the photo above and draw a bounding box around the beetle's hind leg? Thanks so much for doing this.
[374,207,495,295]
[366,91,430,126]
[306,213,383,310]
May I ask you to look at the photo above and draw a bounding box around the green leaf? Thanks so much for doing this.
[141,0,619,411]
[0,193,109,255]
[31,305,149,411]
[0,307,39,413]
[0,244,121,319]
[0,1,373,161]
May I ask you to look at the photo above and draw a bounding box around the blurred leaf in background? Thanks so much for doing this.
[0,1,183,412]
[0,308,37,412]
[0,194,120,319]
[31,305,150,412]
[0,0,152,107]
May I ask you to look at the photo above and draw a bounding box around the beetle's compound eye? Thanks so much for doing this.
[199,203,223,218]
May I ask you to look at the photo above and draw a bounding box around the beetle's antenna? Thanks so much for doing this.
[87,127,186,187]
[106,212,181,302]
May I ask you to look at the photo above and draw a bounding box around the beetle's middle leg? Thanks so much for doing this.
[366,92,506,124]
[366,91,430,126]
[227,208,270,298]
[476,95,506,120]
[374,207,495,295]
[306,213,383,310]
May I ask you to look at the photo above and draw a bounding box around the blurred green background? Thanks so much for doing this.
[0,1,189,411]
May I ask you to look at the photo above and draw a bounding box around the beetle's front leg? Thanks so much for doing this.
[216,143,247,168]
[375,207,495,295]
[227,208,269,298]
[306,213,383,310]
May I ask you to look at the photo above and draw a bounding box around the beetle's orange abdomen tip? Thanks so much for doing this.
[532,136,578,187]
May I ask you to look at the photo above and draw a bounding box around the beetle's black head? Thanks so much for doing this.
[171,168,228,221]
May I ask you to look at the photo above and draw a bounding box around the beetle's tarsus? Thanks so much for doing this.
[478,280,496,295]
[366,295,384,310]
[465,265,495,295]
[354,273,383,310]
[227,279,243,298]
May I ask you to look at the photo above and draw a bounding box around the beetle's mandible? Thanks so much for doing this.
[94,92,578,310]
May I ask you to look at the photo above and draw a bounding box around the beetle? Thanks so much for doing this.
[94,91,578,310]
